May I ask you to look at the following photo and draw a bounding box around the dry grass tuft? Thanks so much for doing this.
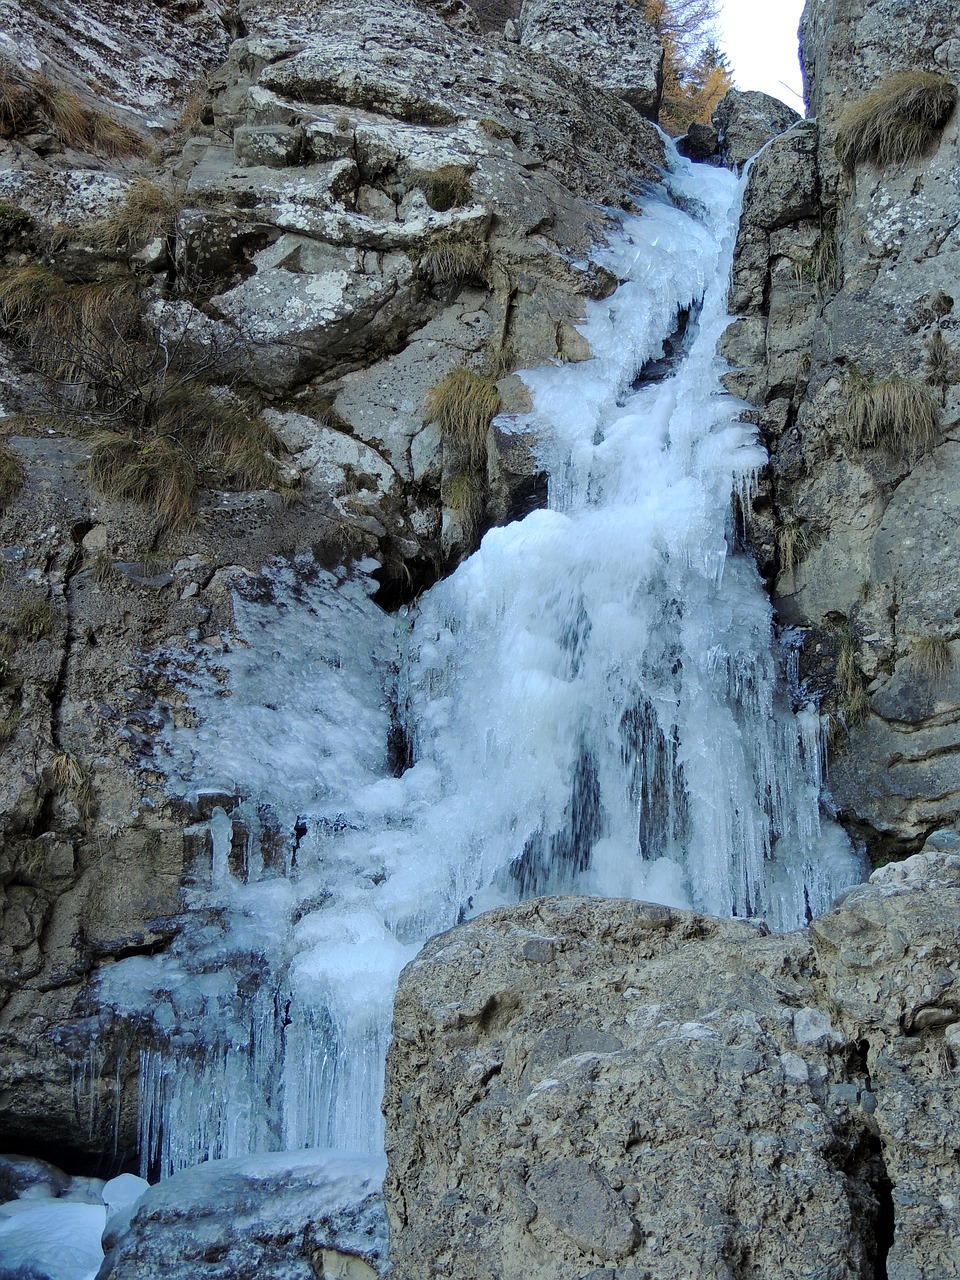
[0,262,282,528]
[0,441,23,508]
[30,75,89,146]
[0,61,29,136]
[775,521,810,575]
[0,67,146,156]
[418,240,489,288]
[925,330,959,389]
[909,633,953,681]
[834,624,870,731]
[836,70,958,170]
[844,374,941,459]
[51,749,96,820]
[86,110,148,158]
[419,165,473,212]
[423,367,500,467]
[96,178,183,254]
[86,386,281,530]
[13,596,58,642]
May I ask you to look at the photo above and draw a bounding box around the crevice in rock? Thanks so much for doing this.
[868,1136,895,1280]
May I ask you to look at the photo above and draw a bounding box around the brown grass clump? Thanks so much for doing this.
[30,75,90,147]
[423,367,500,467]
[0,264,140,382]
[51,749,96,820]
[925,330,960,389]
[844,374,941,459]
[0,441,23,508]
[86,384,281,529]
[13,596,58,642]
[0,61,29,135]
[836,71,958,170]
[909,633,953,681]
[775,520,810,575]
[96,178,184,254]
[419,166,474,212]
[418,240,489,288]
[0,262,282,528]
[834,624,870,731]
[0,66,146,156]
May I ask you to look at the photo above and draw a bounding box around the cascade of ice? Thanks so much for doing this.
[94,151,864,1177]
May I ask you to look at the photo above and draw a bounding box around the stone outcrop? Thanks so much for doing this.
[0,0,229,126]
[712,89,801,173]
[518,0,663,118]
[726,0,960,858]
[384,850,960,1280]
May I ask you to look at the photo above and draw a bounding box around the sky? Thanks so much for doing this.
[717,0,806,112]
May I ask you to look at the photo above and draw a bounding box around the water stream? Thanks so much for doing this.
[95,151,863,1177]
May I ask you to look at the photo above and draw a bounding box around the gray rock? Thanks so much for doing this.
[385,857,960,1280]
[713,89,802,173]
[518,0,663,118]
[97,1151,388,1280]
[729,0,960,853]
[0,1154,70,1202]
[676,121,718,162]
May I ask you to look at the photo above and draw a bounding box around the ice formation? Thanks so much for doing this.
[90,152,864,1179]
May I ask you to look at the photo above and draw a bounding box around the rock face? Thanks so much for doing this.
[0,0,229,123]
[712,89,801,173]
[0,0,663,1165]
[384,851,960,1280]
[518,0,663,118]
[727,0,960,857]
[97,1152,387,1280]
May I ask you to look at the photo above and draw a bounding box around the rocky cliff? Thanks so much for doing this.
[1,1,960,1276]
[724,0,960,862]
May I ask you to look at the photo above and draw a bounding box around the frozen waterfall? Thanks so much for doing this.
[94,152,864,1178]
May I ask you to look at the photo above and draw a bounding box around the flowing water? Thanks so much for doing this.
[94,151,864,1177]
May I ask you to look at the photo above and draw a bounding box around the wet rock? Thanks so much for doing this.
[0,1154,70,1203]
[676,121,718,162]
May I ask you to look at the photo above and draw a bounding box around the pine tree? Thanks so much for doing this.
[641,0,734,135]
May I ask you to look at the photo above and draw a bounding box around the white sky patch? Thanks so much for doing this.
[717,0,806,113]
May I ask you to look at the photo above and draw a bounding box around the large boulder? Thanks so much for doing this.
[518,0,663,118]
[384,852,960,1280]
[712,88,801,173]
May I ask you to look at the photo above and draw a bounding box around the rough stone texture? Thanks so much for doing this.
[0,0,229,123]
[385,853,960,1280]
[0,0,664,1162]
[97,1152,387,1280]
[712,89,802,174]
[730,0,960,856]
[518,0,663,118]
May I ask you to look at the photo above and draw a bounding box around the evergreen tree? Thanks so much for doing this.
[641,0,734,134]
